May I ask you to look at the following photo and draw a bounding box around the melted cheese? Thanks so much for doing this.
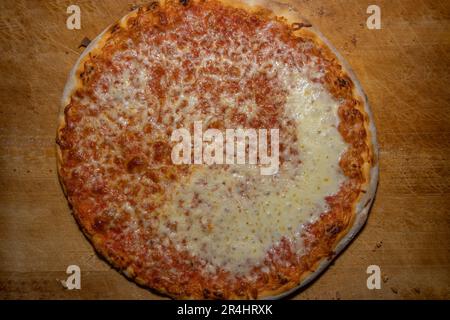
[157,77,347,275]
[67,8,349,277]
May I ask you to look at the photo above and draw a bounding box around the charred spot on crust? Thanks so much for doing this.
[55,137,69,149]
[326,224,343,236]
[337,76,353,89]
[180,0,189,6]
[79,62,95,83]
[110,23,121,34]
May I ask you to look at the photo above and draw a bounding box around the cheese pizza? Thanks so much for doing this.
[56,0,378,299]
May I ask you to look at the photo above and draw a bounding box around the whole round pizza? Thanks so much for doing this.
[56,0,378,299]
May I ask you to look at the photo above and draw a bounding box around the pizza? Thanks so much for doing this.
[56,0,378,299]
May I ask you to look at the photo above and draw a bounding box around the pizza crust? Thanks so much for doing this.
[56,0,378,299]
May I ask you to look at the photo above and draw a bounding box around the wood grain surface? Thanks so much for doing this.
[0,0,449,300]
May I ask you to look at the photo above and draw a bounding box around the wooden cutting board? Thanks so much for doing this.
[0,0,449,299]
